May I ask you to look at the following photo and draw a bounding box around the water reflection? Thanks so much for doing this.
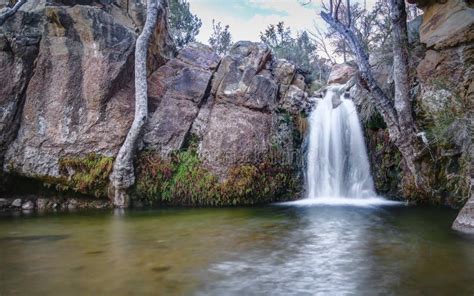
[0,206,473,295]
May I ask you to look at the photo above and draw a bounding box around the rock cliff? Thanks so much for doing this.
[340,0,472,230]
[0,1,309,207]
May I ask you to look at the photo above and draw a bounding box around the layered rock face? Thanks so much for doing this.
[412,0,473,232]
[138,41,308,205]
[0,1,309,206]
[143,41,308,181]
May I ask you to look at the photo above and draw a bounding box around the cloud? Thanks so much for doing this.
[188,0,325,44]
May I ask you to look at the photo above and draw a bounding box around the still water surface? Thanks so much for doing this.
[0,204,473,295]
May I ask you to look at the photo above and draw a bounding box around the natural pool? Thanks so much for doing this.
[0,204,473,295]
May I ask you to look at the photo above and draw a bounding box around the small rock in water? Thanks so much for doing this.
[11,199,22,208]
[68,199,78,210]
[332,94,342,109]
[37,198,49,210]
[22,201,34,210]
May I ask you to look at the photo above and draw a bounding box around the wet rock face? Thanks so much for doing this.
[197,41,308,178]
[3,5,137,177]
[0,20,40,168]
[0,0,173,179]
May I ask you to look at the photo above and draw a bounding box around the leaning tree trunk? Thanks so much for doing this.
[320,12,398,128]
[109,0,160,208]
[0,0,27,26]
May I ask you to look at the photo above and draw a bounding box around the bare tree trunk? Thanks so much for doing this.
[320,11,398,127]
[0,0,27,26]
[320,0,431,193]
[389,0,426,188]
[109,0,160,208]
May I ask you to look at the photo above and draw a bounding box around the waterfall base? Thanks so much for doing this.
[277,197,402,207]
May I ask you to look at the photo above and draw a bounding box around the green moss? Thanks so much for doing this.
[132,148,299,207]
[365,113,387,130]
[56,154,114,198]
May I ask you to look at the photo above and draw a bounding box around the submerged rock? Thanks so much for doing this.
[0,198,8,208]
[453,196,474,234]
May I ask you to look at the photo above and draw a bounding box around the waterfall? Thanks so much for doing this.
[306,85,376,200]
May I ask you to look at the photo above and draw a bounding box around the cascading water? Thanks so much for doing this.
[306,84,376,200]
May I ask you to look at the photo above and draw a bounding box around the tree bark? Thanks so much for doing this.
[320,0,431,193]
[389,0,426,188]
[321,11,398,127]
[109,0,160,208]
[0,0,27,26]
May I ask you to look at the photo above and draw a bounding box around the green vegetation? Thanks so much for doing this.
[365,113,387,130]
[208,19,233,56]
[168,0,202,48]
[426,109,457,148]
[260,22,330,84]
[55,154,114,198]
[132,147,298,207]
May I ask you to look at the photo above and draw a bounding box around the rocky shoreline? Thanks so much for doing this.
[0,195,112,212]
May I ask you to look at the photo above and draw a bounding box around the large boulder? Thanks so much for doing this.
[1,1,173,178]
[198,41,277,177]
[144,43,220,156]
[327,63,356,84]
[453,196,474,234]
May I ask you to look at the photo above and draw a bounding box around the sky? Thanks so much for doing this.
[188,0,376,45]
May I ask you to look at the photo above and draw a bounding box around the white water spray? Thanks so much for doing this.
[306,85,376,200]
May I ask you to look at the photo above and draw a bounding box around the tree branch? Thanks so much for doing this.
[0,0,27,26]
[320,11,397,127]
[334,0,342,21]
[346,0,351,27]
